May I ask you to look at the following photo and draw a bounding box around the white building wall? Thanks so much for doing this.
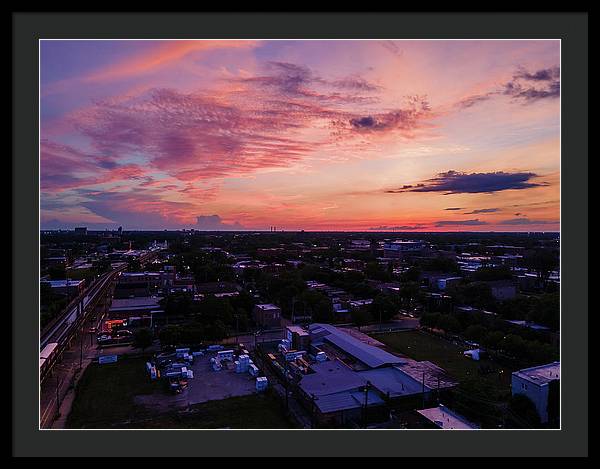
[511,375,551,423]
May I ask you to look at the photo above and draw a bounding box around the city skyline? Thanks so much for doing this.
[41,39,560,232]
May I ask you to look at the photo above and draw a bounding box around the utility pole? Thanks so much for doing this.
[291,297,295,324]
[311,393,316,429]
[362,381,371,428]
[79,326,83,370]
[283,359,289,411]
[235,315,240,345]
[55,374,61,418]
[421,371,426,409]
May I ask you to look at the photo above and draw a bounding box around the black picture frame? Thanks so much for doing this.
[12,11,588,458]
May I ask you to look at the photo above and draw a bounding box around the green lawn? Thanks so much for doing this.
[66,355,161,428]
[67,356,295,429]
[374,330,513,401]
[118,392,296,429]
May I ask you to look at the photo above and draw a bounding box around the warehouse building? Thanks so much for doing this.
[297,324,456,426]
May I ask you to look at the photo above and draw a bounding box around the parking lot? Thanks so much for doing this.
[135,352,258,412]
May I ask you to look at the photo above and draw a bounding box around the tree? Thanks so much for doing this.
[421,257,460,274]
[299,289,333,322]
[398,282,421,310]
[454,282,496,311]
[482,330,504,349]
[501,334,528,358]
[197,295,235,324]
[472,266,513,282]
[401,266,421,282]
[364,262,392,281]
[350,308,372,331]
[509,394,541,427]
[420,312,441,329]
[159,325,181,346]
[524,249,558,288]
[497,296,532,321]
[464,324,486,342]
[546,379,560,427]
[371,293,400,322]
[47,264,67,280]
[133,327,154,351]
[203,319,229,341]
[437,314,461,333]
[159,292,195,317]
[528,292,559,330]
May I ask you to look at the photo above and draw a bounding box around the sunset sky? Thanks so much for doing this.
[40,40,560,232]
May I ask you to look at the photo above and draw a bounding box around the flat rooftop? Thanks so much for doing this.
[300,360,367,397]
[109,296,161,311]
[310,323,405,369]
[417,405,479,429]
[286,325,309,336]
[513,362,560,386]
[255,303,280,310]
[120,272,160,277]
[394,360,457,391]
[45,279,84,287]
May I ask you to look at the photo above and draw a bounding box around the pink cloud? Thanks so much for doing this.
[40,139,145,191]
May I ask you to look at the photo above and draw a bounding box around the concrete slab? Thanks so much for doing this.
[135,352,257,412]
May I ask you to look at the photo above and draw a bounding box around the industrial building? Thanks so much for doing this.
[291,324,457,426]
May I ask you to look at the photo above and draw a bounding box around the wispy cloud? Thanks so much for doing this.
[454,66,560,110]
[463,208,500,214]
[386,170,546,195]
[497,217,558,226]
[503,66,560,102]
[435,219,489,227]
[369,224,428,231]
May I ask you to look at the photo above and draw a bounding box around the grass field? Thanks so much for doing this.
[118,393,296,429]
[67,356,295,429]
[374,330,513,401]
[66,355,162,428]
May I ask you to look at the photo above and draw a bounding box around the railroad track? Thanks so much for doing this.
[40,268,121,349]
